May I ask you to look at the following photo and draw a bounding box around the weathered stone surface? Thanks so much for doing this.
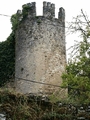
[15,2,67,97]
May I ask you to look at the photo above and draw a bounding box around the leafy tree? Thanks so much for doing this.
[62,10,90,103]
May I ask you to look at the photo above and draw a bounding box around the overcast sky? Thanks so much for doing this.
[0,0,90,58]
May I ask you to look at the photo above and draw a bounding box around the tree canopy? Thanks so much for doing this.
[62,10,90,104]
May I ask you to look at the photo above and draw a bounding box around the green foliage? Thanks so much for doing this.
[0,4,32,86]
[11,4,31,31]
[42,112,72,120]
[62,11,90,104]
[0,2,44,87]
[0,32,15,86]
[1,88,90,120]
[22,4,31,18]
[0,88,77,120]
[37,19,42,24]
[11,14,19,31]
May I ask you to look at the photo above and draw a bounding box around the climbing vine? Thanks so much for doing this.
[0,32,15,86]
[0,4,32,86]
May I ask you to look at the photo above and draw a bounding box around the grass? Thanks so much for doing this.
[0,87,90,120]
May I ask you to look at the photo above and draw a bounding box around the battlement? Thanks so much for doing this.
[43,1,55,18]
[22,2,36,17]
[58,7,65,22]
[16,1,65,22]
[15,1,66,96]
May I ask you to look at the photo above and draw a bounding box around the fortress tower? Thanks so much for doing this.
[15,2,67,97]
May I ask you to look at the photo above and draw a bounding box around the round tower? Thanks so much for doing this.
[15,2,67,97]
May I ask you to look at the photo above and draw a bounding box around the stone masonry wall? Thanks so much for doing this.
[15,2,67,97]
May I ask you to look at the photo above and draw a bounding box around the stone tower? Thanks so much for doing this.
[15,2,66,97]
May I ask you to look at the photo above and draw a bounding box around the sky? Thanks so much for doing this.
[0,0,90,58]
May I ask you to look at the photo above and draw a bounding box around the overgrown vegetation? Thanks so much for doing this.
[0,4,31,86]
[0,32,15,86]
[0,88,90,120]
[22,4,32,18]
[62,10,90,104]
[1,4,90,119]
[0,3,46,86]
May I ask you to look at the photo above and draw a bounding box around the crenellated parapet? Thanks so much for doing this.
[43,1,65,22]
[43,1,55,18]
[15,1,66,96]
[23,2,36,17]
[16,2,36,21]
[58,7,65,23]
[16,2,65,24]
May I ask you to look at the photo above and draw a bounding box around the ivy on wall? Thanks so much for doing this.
[0,32,15,86]
[0,4,39,86]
